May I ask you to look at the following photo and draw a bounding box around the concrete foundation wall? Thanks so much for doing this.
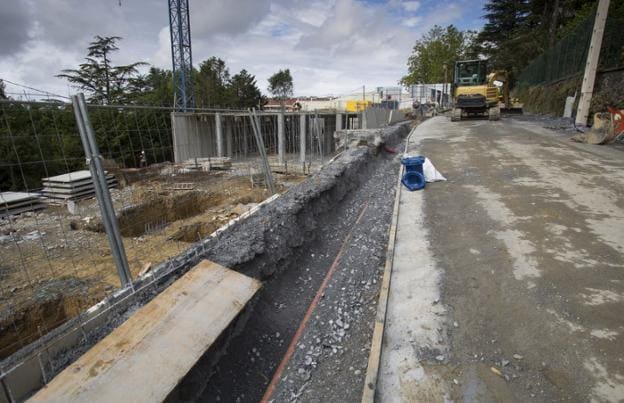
[389,110,407,124]
[172,112,352,164]
[362,108,392,129]
[172,113,217,163]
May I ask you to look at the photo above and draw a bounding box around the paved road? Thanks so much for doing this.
[377,116,624,402]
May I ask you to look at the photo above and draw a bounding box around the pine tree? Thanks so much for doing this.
[194,57,232,108]
[228,69,263,109]
[56,36,146,104]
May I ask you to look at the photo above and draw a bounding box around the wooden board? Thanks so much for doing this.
[29,260,261,403]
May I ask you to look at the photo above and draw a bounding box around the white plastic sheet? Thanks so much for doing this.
[423,157,446,182]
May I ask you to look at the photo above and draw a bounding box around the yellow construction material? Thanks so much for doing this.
[345,100,372,112]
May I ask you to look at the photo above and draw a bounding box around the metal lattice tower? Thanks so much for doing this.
[168,0,194,111]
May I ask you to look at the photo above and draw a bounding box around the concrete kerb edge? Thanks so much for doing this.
[1,123,410,402]
[361,125,417,402]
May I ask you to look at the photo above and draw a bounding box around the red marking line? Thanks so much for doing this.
[260,204,370,402]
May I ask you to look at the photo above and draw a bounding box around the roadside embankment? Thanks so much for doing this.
[515,69,624,118]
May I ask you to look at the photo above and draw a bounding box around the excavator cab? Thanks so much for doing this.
[455,60,488,86]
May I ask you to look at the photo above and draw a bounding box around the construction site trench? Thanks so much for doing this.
[183,124,409,402]
[2,123,410,402]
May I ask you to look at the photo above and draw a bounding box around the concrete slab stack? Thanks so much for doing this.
[181,157,232,172]
[41,170,117,204]
[0,192,46,218]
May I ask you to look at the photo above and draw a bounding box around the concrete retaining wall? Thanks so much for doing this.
[172,113,218,162]
[362,108,407,129]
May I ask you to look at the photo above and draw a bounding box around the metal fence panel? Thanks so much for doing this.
[0,99,342,374]
[518,10,624,86]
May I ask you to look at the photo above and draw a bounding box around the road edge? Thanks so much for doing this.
[361,126,415,402]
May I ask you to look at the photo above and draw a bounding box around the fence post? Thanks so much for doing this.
[249,109,276,195]
[72,93,133,288]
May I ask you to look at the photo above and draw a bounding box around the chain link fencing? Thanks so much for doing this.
[518,9,624,87]
[0,98,345,369]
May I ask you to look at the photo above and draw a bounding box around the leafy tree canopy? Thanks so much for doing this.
[267,69,294,102]
[400,25,477,86]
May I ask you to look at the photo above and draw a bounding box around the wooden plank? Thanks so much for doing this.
[29,260,261,403]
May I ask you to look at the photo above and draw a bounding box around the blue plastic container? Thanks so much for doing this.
[401,156,426,191]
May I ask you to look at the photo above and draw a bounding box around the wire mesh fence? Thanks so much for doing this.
[0,98,345,365]
[518,9,624,87]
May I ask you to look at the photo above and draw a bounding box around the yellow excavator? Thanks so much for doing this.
[450,59,522,121]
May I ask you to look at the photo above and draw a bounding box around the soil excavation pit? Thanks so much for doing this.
[0,173,296,361]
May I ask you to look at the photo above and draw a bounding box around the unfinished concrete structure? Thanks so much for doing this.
[171,111,363,164]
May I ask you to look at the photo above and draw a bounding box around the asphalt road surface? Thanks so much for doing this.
[377,116,624,402]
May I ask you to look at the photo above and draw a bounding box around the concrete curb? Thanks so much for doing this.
[361,125,416,402]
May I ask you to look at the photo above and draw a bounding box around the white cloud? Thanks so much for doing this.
[402,1,421,12]
[402,16,422,27]
[0,0,474,98]
[189,0,271,38]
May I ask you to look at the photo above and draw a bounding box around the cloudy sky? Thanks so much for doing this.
[0,0,485,99]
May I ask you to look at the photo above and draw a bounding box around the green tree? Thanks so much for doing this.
[400,25,476,85]
[194,57,231,108]
[126,67,174,106]
[0,79,6,99]
[56,36,146,104]
[228,69,263,108]
[267,69,294,107]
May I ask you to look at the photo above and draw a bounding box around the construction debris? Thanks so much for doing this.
[0,191,46,218]
[571,110,623,145]
[181,157,232,172]
[41,170,117,204]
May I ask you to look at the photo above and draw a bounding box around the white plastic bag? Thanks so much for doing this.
[423,157,446,182]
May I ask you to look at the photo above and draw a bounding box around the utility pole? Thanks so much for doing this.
[362,85,365,102]
[576,0,610,126]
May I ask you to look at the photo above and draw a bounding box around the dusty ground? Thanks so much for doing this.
[0,169,304,360]
[378,116,624,402]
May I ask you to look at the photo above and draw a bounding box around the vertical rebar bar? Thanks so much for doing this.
[249,109,276,195]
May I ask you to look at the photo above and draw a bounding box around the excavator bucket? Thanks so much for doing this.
[501,100,524,114]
